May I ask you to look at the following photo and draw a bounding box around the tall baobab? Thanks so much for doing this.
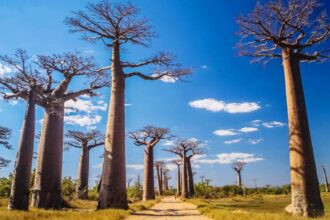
[0,126,11,168]
[237,0,329,216]
[66,1,192,209]
[172,159,182,196]
[0,49,48,210]
[166,139,203,198]
[65,130,104,199]
[321,165,329,193]
[154,161,165,196]
[31,52,108,209]
[129,126,171,201]
[162,168,170,191]
[232,162,246,188]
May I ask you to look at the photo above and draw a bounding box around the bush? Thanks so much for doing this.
[0,174,12,198]
[61,176,76,200]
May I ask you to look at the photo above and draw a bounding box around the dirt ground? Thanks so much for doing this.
[126,196,211,220]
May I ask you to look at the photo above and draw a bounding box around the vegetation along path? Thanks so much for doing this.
[126,197,211,220]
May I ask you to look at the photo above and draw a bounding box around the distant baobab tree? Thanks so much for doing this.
[166,139,203,198]
[129,126,171,201]
[162,168,171,191]
[237,0,329,216]
[321,165,329,193]
[0,126,11,168]
[66,1,192,209]
[0,49,48,210]
[200,175,205,184]
[232,162,246,188]
[154,161,165,196]
[205,178,212,187]
[172,159,182,196]
[31,52,108,209]
[65,130,104,199]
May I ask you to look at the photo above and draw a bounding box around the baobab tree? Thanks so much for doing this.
[129,126,171,201]
[172,159,182,196]
[232,162,246,188]
[66,1,192,209]
[166,139,203,198]
[0,49,49,210]
[31,52,108,209]
[65,130,104,199]
[154,161,165,196]
[205,178,212,187]
[162,168,171,192]
[0,126,11,168]
[237,0,329,216]
[321,165,329,193]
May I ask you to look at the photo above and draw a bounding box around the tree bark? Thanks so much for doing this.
[176,164,181,196]
[156,166,163,196]
[98,42,128,209]
[186,157,194,196]
[31,100,64,209]
[236,171,242,187]
[143,146,155,200]
[282,49,324,217]
[181,156,189,198]
[76,147,90,199]
[321,167,329,193]
[8,89,36,210]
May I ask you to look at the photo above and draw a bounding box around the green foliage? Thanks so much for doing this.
[127,181,142,202]
[0,174,12,198]
[61,176,76,200]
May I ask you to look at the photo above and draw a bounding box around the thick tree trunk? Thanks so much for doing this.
[322,167,329,193]
[236,171,242,187]
[76,147,90,199]
[282,49,324,217]
[143,146,155,200]
[156,166,163,196]
[98,42,128,209]
[8,90,36,210]
[176,164,181,196]
[186,158,194,196]
[181,156,189,198]
[31,100,64,209]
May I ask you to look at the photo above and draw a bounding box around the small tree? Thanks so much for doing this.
[171,159,182,196]
[66,1,192,209]
[65,130,104,199]
[321,165,329,193]
[0,126,11,168]
[232,162,246,188]
[154,161,165,196]
[129,126,171,201]
[237,0,328,216]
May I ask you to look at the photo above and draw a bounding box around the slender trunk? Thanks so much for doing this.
[76,147,90,199]
[236,171,242,187]
[282,49,324,217]
[31,100,64,209]
[143,146,155,200]
[322,167,329,193]
[156,166,163,195]
[177,164,181,196]
[8,90,36,210]
[160,169,164,193]
[181,156,189,198]
[98,42,128,209]
[186,158,194,196]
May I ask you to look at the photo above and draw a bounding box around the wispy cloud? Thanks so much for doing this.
[65,97,107,114]
[194,153,264,165]
[262,121,286,128]
[64,114,102,127]
[151,73,178,83]
[249,139,263,144]
[224,138,242,144]
[189,98,260,113]
[201,65,208,69]
[239,127,258,133]
[0,63,11,77]
[214,129,238,136]
[126,164,144,170]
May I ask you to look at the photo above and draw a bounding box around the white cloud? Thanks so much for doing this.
[189,98,260,113]
[127,164,144,170]
[251,120,262,127]
[0,64,11,77]
[64,114,102,127]
[162,140,175,146]
[194,153,264,165]
[224,138,242,144]
[213,129,238,136]
[65,97,107,114]
[125,103,132,107]
[151,73,177,83]
[239,127,258,133]
[249,139,263,144]
[262,121,286,128]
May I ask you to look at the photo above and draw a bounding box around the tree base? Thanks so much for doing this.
[285,203,324,218]
[97,188,128,210]
[31,190,62,209]
[8,193,29,210]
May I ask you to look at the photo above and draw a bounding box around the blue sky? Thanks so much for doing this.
[0,0,329,188]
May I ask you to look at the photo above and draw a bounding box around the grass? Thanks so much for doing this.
[0,198,159,220]
[188,193,330,220]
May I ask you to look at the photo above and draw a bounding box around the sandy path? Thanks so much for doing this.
[126,197,212,220]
